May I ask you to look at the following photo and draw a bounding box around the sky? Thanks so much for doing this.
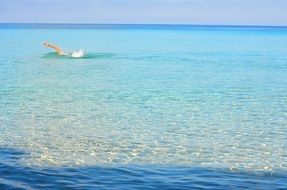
[0,0,287,26]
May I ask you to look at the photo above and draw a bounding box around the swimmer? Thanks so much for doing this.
[43,42,85,58]
[43,42,68,55]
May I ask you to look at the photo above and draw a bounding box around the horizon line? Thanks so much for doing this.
[0,22,287,28]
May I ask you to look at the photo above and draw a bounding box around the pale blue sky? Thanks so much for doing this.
[0,0,286,26]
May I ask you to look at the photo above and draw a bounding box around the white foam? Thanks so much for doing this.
[71,50,85,58]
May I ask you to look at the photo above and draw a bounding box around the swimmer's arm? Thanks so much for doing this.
[43,42,65,55]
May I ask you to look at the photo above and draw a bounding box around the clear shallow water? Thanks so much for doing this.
[0,24,287,189]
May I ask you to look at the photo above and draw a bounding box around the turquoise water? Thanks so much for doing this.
[0,24,287,189]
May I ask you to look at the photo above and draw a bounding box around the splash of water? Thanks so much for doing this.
[71,50,85,58]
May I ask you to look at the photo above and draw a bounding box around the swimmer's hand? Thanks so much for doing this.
[43,42,49,47]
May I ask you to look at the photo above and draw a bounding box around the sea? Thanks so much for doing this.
[0,24,286,189]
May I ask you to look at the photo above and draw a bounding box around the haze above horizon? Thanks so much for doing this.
[0,0,286,26]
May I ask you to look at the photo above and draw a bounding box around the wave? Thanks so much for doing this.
[42,52,115,59]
